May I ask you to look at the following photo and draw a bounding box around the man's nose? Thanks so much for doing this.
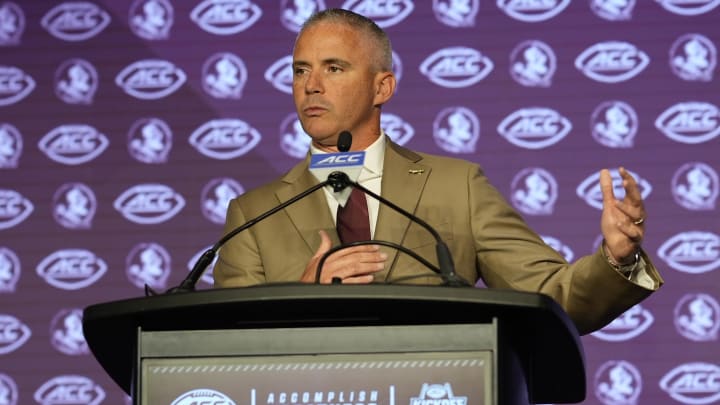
[304,70,323,94]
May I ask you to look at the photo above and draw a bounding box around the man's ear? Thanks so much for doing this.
[374,71,396,106]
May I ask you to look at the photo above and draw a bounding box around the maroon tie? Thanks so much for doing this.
[336,188,371,244]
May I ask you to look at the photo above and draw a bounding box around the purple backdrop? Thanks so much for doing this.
[1,1,719,404]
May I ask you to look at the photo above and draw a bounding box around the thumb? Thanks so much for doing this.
[312,230,333,258]
[599,168,615,205]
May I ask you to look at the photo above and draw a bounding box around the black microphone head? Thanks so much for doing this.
[337,131,352,152]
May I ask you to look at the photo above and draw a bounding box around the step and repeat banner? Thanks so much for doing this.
[1,1,719,404]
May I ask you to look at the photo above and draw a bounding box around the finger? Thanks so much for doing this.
[613,200,646,227]
[618,167,643,203]
[599,168,616,204]
[611,219,645,243]
[339,274,376,284]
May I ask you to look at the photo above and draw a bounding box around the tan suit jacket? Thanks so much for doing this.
[214,139,663,334]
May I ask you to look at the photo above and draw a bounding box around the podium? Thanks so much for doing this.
[83,284,586,404]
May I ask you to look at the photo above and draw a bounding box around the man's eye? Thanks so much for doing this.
[294,67,308,75]
[329,66,343,73]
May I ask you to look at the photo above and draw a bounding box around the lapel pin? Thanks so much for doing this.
[408,169,425,174]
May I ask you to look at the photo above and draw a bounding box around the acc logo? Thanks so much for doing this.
[0,247,21,292]
[511,167,558,215]
[670,33,716,82]
[410,383,467,405]
[189,118,262,160]
[510,40,556,87]
[50,308,89,355]
[126,242,171,290]
[281,0,326,32]
[420,46,493,88]
[53,182,96,229]
[382,113,414,146]
[36,249,107,290]
[0,189,33,230]
[0,373,18,405]
[575,41,650,83]
[433,0,479,27]
[202,52,247,99]
[674,293,719,342]
[497,0,571,22]
[114,183,185,224]
[594,360,642,405]
[0,2,24,46]
[40,2,111,42]
[590,0,635,21]
[576,168,652,210]
[54,58,98,105]
[188,245,217,286]
[171,388,235,405]
[655,101,720,144]
[280,113,311,159]
[128,117,173,164]
[592,304,654,342]
[541,235,574,261]
[660,362,720,404]
[0,65,35,106]
[190,0,262,35]
[264,54,293,94]
[498,107,571,149]
[202,178,244,224]
[343,0,414,28]
[433,106,479,153]
[656,0,720,16]
[0,314,31,354]
[0,123,22,168]
[129,0,174,40]
[116,59,186,100]
[34,375,105,405]
[658,231,720,274]
[672,162,718,211]
[38,124,109,165]
[591,100,638,148]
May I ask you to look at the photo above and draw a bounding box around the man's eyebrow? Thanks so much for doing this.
[292,58,351,68]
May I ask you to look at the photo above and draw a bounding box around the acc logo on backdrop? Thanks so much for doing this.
[591,101,638,148]
[672,162,718,211]
[115,59,186,100]
[0,373,18,405]
[38,124,109,165]
[0,123,22,168]
[53,182,96,229]
[433,0,479,27]
[594,360,642,405]
[0,189,33,230]
[660,362,720,405]
[674,293,719,342]
[126,242,171,290]
[36,249,107,290]
[265,54,293,94]
[279,113,311,159]
[188,245,217,286]
[201,178,244,224]
[0,247,21,292]
[420,46,493,88]
[511,168,558,215]
[114,183,185,224]
[281,0,326,32]
[0,314,31,354]
[41,2,111,41]
[202,52,247,99]
[410,383,467,405]
[343,0,414,27]
[658,231,720,274]
[34,375,105,405]
[171,388,235,405]
[497,0,570,22]
[576,169,652,210]
[128,117,173,164]
[382,113,414,146]
[54,58,98,105]
[510,40,556,87]
[498,107,571,149]
[0,66,35,106]
[541,235,574,261]
[575,41,650,83]
[592,304,654,342]
[655,101,720,144]
[190,0,262,35]
[656,0,720,16]
[670,33,716,82]
[50,308,89,355]
[590,0,635,21]
[0,2,24,46]
[129,0,174,40]
[433,106,479,154]
[189,118,261,160]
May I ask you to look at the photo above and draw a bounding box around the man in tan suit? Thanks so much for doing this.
[214,8,662,335]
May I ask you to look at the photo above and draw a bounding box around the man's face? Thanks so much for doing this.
[292,21,385,150]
